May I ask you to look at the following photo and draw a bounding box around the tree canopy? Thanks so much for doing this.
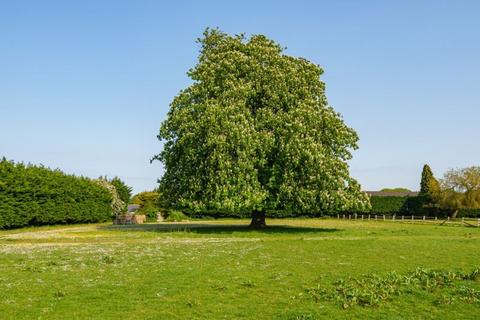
[418,164,441,215]
[153,29,370,224]
[110,176,133,206]
[419,164,440,202]
[94,178,125,215]
[131,191,160,218]
[437,166,480,216]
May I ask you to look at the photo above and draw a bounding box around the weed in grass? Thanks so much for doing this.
[155,289,167,298]
[458,286,480,303]
[186,299,201,308]
[241,279,256,288]
[45,260,59,267]
[101,255,115,264]
[435,295,456,305]
[306,267,480,309]
[459,268,480,281]
[211,282,227,291]
[283,311,318,320]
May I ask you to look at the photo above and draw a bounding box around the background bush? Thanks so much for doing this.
[131,191,160,219]
[164,210,188,222]
[0,158,113,229]
[458,208,480,218]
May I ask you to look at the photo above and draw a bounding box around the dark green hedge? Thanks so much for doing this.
[458,209,480,218]
[369,196,416,214]
[0,159,113,229]
[369,195,480,218]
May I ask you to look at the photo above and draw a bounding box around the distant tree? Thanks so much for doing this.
[110,177,133,205]
[153,29,370,228]
[379,188,412,193]
[437,166,480,218]
[131,191,159,205]
[94,179,126,215]
[418,164,441,215]
[419,165,440,202]
[131,191,160,218]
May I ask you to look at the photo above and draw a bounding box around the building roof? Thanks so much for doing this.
[127,204,140,212]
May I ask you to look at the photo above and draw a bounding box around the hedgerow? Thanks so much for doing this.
[369,195,479,217]
[0,158,113,229]
[369,196,418,214]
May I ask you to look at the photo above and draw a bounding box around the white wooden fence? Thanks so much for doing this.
[336,213,480,227]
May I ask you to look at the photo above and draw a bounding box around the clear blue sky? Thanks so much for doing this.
[1,1,479,194]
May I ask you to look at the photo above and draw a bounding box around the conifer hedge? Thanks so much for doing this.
[0,158,113,229]
[369,195,479,217]
[369,196,417,214]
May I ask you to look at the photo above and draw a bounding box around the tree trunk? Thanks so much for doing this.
[249,210,266,228]
[450,210,459,219]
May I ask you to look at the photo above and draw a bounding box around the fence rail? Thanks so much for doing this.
[336,214,480,227]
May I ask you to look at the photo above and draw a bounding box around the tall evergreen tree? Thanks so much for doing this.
[153,29,370,227]
[418,164,441,216]
[419,164,440,202]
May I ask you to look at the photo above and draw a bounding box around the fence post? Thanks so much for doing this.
[368,214,371,220]
[448,216,450,221]
[435,216,437,221]
[462,217,464,223]
[402,216,404,221]
[343,214,346,219]
[354,213,357,220]
[348,214,351,220]
[383,215,386,221]
[411,215,414,221]
[375,215,377,221]
[361,215,364,221]
[393,215,396,221]
[423,216,425,221]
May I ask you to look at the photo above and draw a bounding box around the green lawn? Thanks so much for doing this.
[0,219,479,319]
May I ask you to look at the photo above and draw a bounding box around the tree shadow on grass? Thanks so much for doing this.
[99,222,341,235]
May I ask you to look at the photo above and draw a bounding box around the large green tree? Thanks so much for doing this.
[153,29,370,227]
[438,166,480,218]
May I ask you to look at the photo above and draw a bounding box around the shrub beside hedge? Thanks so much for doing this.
[0,159,113,229]
[458,209,480,218]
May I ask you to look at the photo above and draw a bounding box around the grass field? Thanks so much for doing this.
[0,219,479,319]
